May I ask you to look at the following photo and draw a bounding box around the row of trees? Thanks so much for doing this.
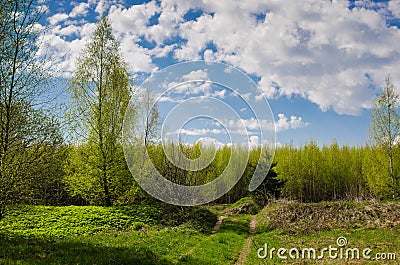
[62,140,283,206]
[147,143,283,204]
[62,137,400,206]
[63,136,400,206]
[275,141,400,202]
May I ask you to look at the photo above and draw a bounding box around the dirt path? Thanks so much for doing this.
[177,214,228,262]
[177,215,227,261]
[212,215,226,233]
[235,215,257,265]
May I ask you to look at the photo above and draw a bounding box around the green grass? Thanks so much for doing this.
[246,228,400,264]
[1,227,201,264]
[0,202,399,264]
[0,223,248,264]
[0,205,245,264]
[176,214,251,264]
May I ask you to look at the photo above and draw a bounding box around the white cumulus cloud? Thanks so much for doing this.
[275,113,309,132]
[40,0,400,115]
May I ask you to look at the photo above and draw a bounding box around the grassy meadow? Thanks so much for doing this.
[1,200,399,264]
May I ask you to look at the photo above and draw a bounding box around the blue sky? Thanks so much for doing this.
[38,0,400,147]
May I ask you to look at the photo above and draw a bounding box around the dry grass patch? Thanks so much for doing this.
[257,201,400,235]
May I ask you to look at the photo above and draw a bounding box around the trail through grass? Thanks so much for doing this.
[0,201,398,264]
[0,205,248,264]
[235,215,257,265]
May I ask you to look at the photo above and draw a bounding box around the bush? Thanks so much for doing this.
[229,197,260,215]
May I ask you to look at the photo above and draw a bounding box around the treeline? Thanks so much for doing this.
[4,137,399,210]
[275,140,400,202]
[62,139,400,207]
[62,142,283,206]
[146,143,283,205]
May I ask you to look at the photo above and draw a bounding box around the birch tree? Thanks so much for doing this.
[67,16,131,206]
[369,75,400,197]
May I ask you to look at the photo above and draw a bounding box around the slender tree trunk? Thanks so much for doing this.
[103,165,111,206]
[0,204,4,220]
[388,145,395,184]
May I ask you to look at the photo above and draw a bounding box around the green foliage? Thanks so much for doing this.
[146,142,279,205]
[250,162,285,206]
[187,208,218,233]
[276,140,374,202]
[0,103,65,212]
[63,144,103,204]
[218,147,256,204]
[148,142,222,187]
[362,145,400,199]
[0,205,162,239]
[64,143,137,205]
[231,197,256,208]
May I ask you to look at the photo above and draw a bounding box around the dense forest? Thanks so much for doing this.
[1,0,399,221]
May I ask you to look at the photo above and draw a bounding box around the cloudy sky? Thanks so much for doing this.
[39,0,400,146]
